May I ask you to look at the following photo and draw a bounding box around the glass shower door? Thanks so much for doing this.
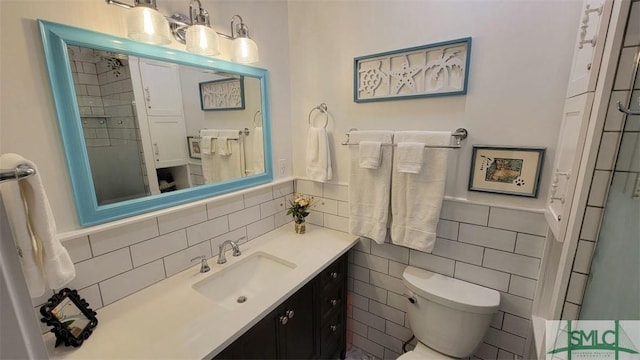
[579,46,640,320]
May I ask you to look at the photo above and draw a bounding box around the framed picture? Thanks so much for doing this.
[187,136,201,159]
[469,146,545,198]
[40,288,98,348]
[199,76,245,110]
[354,37,471,103]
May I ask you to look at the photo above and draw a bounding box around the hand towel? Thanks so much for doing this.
[215,137,231,156]
[200,129,219,183]
[253,126,265,173]
[0,153,75,297]
[358,141,382,169]
[396,142,425,173]
[306,126,332,182]
[348,130,394,244]
[211,139,244,182]
[200,136,213,155]
[390,131,451,252]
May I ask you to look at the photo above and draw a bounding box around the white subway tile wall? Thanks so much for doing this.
[41,177,545,359]
[35,181,295,334]
[295,179,545,360]
[561,17,640,319]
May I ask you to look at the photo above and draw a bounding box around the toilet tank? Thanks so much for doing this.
[402,266,500,358]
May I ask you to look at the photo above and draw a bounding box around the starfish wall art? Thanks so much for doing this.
[354,38,471,103]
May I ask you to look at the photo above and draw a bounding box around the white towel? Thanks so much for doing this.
[390,131,451,252]
[306,126,332,182]
[397,142,425,173]
[358,141,382,169]
[0,154,75,297]
[200,136,213,155]
[348,130,394,244]
[215,137,231,156]
[253,126,265,173]
[211,140,244,182]
[200,129,219,183]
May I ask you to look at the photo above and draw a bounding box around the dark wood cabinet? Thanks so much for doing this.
[213,253,348,360]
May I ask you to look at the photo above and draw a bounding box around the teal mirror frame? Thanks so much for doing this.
[38,20,273,227]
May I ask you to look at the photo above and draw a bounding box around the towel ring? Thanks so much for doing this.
[308,103,329,128]
[253,110,262,127]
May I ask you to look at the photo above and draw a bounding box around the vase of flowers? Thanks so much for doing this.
[287,192,315,234]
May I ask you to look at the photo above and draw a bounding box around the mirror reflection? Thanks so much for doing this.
[67,45,264,206]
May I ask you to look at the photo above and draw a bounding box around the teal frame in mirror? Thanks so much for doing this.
[38,20,273,227]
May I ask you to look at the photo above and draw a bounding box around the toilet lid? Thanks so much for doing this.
[396,342,454,360]
[402,266,500,314]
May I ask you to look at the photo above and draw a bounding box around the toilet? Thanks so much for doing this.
[397,266,501,359]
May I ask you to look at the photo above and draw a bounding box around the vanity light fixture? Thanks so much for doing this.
[105,0,259,63]
[184,0,220,56]
[229,15,259,64]
[123,0,172,45]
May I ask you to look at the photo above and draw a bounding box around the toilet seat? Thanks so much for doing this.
[396,342,455,360]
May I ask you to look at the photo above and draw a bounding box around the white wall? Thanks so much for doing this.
[0,0,292,232]
[288,0,582,210]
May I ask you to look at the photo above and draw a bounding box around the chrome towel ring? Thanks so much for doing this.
[308,103,329,128]
[253,110,262,127]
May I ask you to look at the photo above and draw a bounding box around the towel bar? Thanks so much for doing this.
[196,128,251,139]
[341,128,468,149]
[0,164,36,183]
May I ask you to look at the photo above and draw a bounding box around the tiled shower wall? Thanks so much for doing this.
[561,2,640,319]
[68,46,150,197]
[33,181,294,333]
[295,179,547,360]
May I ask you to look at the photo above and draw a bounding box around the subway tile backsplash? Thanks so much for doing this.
[43,178,546,360]
[40,181,295,326]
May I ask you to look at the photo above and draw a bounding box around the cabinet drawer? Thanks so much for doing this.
[320,283,344,320]
[320,311,344,358]
[320,256,345,289]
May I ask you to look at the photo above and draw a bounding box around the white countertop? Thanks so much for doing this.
[45,224,358,359]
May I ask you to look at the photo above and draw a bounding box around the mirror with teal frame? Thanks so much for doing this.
[38,20,273,227]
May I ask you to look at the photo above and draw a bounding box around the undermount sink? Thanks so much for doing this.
[193,251,297,309]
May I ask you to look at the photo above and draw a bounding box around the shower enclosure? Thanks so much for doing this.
[68,45,149,205]
[579,17,639,319]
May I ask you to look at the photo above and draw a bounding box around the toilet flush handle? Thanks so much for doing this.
[405,291,417,304]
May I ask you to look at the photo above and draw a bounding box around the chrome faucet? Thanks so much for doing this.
[217,237,244,264]
[191,255,211,273]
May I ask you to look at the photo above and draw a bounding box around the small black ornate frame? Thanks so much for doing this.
[40,288,98,347]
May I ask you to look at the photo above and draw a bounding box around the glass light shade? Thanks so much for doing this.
[232,37,259,63]
[126,6,172,45]
[185,25,220,56]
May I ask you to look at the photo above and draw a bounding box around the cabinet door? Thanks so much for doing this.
[545,92,595,241]
[213,307,279,360]
[139,60,184,116]
[566,0,613,97]
[148,116,188,168]
[278,282,315,359]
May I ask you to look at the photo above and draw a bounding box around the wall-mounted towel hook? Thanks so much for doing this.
[253,110,262,127]
[308,103,329,128]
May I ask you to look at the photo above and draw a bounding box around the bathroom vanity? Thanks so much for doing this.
[213,253,347,359]
[44,225,357,359]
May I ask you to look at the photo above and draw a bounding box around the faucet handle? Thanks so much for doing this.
[191,255,211,273]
